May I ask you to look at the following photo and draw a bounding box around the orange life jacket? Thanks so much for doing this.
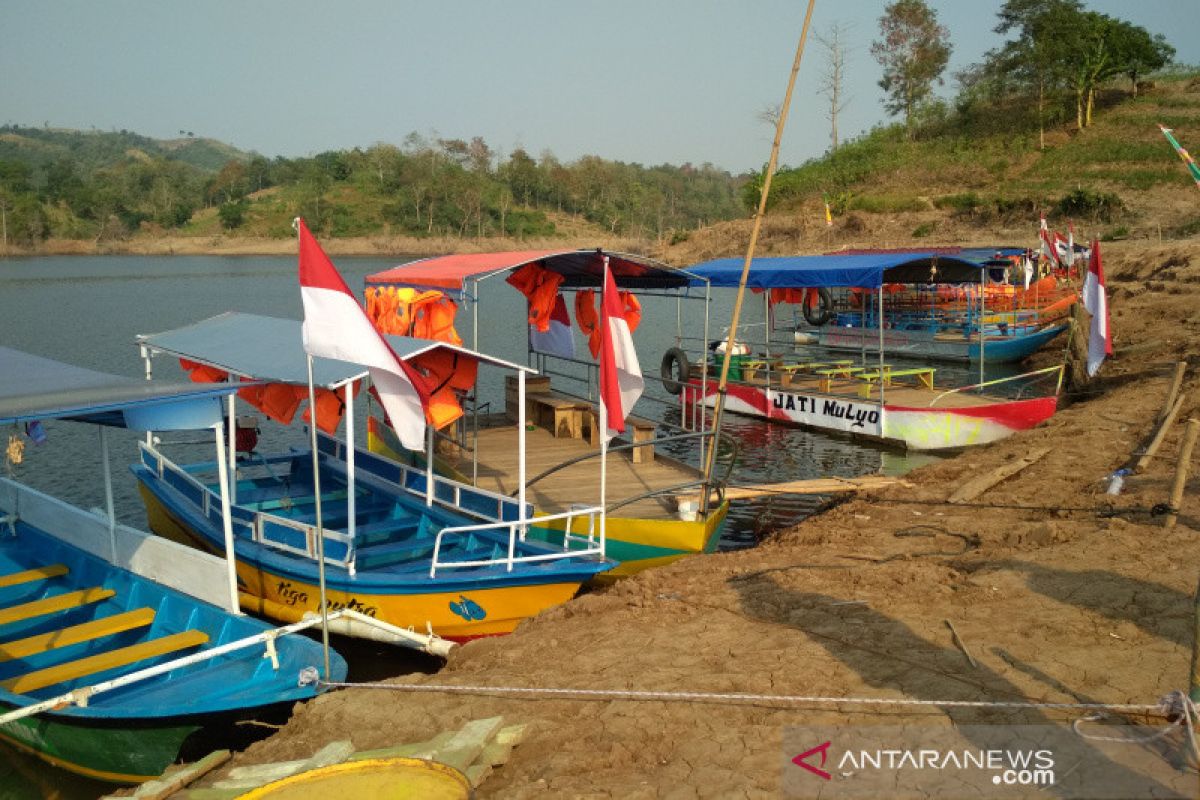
[179,358,229,384]
[254,383,306,425]
[506,263,564,333]
[409,292,463,345]
[300,382,360,435]
[619,291,642,332]
[408,349,478,429]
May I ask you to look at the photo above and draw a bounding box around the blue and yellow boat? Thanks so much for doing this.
[133,313,613,641]
[0,347,345,783]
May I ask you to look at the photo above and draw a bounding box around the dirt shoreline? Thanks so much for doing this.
[177,239,1200,798]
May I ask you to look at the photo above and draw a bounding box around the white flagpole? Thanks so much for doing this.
[599,257,610,546]
[307,354,332,677]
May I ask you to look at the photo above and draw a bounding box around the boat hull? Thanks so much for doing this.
[134,450,607,641]
[691,382,1057,450]
[813,322,1067,363]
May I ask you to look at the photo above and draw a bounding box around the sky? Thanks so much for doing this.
[3,1,1197,175]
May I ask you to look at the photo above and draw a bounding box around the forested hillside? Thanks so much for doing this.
[0,126,744,248]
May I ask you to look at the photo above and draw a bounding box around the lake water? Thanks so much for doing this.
[0,253,958,795]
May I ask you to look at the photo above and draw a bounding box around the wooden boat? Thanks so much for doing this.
[767,250,1074,363]
[365,250,729,580]
[680,253,1065,450]
[0,347,346,783]
[132,313,614,641]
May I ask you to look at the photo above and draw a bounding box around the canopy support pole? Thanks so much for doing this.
[99,427,117,564]
[226,390,237,505]
[878,287,886,406]
[345,381,356,561]
[518,370,527,539]
[211,424,242,617]
[425,423,435,507]
[304,355,332,679]
[700,0,816,512]
[979,267,986,384]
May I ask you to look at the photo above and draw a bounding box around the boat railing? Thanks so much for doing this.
[429,505,604,578]
[926,364,1066,407]
[319,434,525,524]
[141,443,358,570]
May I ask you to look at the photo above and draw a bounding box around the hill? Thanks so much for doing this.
[0,125,251,174]
[661,74,1200,264]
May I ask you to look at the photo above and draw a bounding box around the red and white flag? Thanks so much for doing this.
[1039,214,1059,267]
[598,259,643,442]
[1081,238,1112,377]
[529,293,575,360]
[297,218,430,450]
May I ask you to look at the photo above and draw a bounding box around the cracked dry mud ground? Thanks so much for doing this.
[196,240,1200,798]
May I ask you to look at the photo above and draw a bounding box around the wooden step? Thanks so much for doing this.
[2,629,209,694]
[0,564,68,589]
[0,587,116,628]
[0,608,156,662]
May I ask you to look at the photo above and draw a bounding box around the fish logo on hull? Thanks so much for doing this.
[449,595,487,621]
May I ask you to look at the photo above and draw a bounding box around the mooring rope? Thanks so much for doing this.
[308,675,1199,760]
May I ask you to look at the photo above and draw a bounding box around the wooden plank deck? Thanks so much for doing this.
[459,424,704,520]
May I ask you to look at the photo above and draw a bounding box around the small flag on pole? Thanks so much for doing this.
[1159,123,1200,189]
[823,196,833,227]
[1039,214,1059,267]
[296,218,430,450]
[598,258,643,442]
[1081,239,1112,377]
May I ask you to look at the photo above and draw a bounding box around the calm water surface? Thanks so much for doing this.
[0,254,963,796]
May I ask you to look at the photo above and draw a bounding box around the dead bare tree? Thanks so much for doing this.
[815,23,852,153]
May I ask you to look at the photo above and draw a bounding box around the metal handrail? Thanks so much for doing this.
[429,505,604,577]
[927,364,1066,407]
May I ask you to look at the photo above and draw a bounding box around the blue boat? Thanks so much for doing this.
[131,313,614,642]
[0,347,347,783]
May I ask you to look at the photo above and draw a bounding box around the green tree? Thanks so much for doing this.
[870,0,951,138]
[1109,22,1175,97]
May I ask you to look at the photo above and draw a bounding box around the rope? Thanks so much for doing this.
[313,679,1199,761]
[313,677,1173,716]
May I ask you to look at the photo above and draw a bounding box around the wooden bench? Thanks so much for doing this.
[779,360,854,388]
[0,607,156,662]
[528,391,589,439]
[815,365,868,392]
[856,366,935,397]
[585,410,657,463]
[0,587,116,628]
[1,629,209,694]
[0,564,68,590]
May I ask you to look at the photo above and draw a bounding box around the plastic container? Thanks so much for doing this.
[1106,468,1130,495]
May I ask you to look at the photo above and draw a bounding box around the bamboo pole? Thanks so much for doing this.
[1158,361,1187,424]
[700,0,816,509]
[1164,418,1199,530]
[1190,572,1200,703]
[1135,393,1186,473]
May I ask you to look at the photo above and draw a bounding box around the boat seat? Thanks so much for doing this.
[815,366,866,393]
[353,517,422,547]
[0,564,68,589]
[583,410,656,463]
[355,540,438,571]
[0,608,156,662]
[241,489,352,512]
[856,367,935,396]
[1,629,208,694]
[0,587,116,628]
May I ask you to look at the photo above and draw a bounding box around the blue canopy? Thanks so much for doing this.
[686,253,986,289]
[0,347,235,431]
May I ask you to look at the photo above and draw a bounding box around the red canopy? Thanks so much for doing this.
[366,249,693,295]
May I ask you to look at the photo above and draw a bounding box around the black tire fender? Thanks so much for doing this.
[802,287,834,326]
[660,347,690,395]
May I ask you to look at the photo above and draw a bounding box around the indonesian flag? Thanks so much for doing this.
[598,258,643,442]
[1081,238,1112,377]
[297,218,430,451]
[529,293,575,359]
[1039,214,1059,267]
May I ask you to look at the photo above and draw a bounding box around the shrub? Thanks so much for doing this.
[912,222,936,238]
[933,192,983,213]
[1056,188,1124,222]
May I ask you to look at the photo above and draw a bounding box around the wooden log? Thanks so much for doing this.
[1165,418,1199,530]
[944,619,978,669]
[947,448,1051,505]
[210,740,354,790]
[682,475,910,505]
[1158,362,1187,424]
[1135,394,1187,473]
[102,750,230,800]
